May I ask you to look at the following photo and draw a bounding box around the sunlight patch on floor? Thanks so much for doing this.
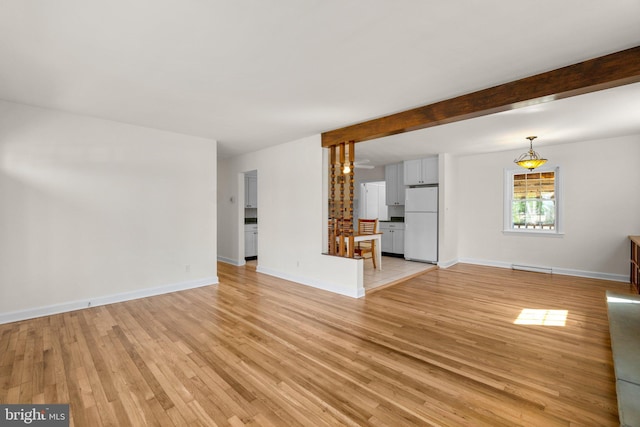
[514,309,568,326]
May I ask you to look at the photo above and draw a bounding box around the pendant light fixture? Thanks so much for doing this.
[514,136,547,171]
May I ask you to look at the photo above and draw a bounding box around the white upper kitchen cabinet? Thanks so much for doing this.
[385,163,405,206]
[403,157,438,186]
[244,174,257,208]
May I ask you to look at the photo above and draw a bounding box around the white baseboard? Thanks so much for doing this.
[459,258,628,282]
[437,258,459,269]
[0,276,219,325]
[256,266,364,298]
[459,258,513,269]
[217,256,245,266]
[551,267,627,282]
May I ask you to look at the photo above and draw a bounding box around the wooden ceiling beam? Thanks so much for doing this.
[321,45,640,148]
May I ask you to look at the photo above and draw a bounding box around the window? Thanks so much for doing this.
[504,166,562,235]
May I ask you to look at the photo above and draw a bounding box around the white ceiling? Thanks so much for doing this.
[1,1,639,161]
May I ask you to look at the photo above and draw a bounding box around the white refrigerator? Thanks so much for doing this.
[404,186,438,263]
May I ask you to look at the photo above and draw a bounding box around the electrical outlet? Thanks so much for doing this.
[185,265,191,273]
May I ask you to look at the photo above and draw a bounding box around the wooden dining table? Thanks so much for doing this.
[338,233,383,270]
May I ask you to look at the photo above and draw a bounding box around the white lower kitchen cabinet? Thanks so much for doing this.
[379,222,404,255]
[244,224,258,258]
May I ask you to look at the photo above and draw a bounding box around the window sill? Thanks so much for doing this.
[503,230,564,237]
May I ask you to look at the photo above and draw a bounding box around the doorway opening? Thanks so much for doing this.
[243,170,258,265]
[357,181,388,224]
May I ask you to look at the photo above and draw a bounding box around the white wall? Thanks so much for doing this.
[0,101,218,322]
[457,134,640,280]
[438,153,459,267]
[217,134,363,297]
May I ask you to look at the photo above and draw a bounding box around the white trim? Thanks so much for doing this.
[0,276,218,325]
[460,258,627,282]
[256,266,364,298]
[552,267,627,282]
[437,258,459,269]
[504,164,563,235]
[502,230,564,237]
[217,256,245,266]
[460,258,513,269]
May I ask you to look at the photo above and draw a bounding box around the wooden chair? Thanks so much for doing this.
[355,218,378,268]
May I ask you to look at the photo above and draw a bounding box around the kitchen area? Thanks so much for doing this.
[356,156,439,290]
[244,170,258,263]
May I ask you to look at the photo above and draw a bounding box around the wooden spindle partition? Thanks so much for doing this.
[328,141,355,258]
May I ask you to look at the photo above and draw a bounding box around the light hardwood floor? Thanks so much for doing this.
[0,263,631,426]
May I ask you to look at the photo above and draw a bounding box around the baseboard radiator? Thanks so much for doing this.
[512,264,553,274]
